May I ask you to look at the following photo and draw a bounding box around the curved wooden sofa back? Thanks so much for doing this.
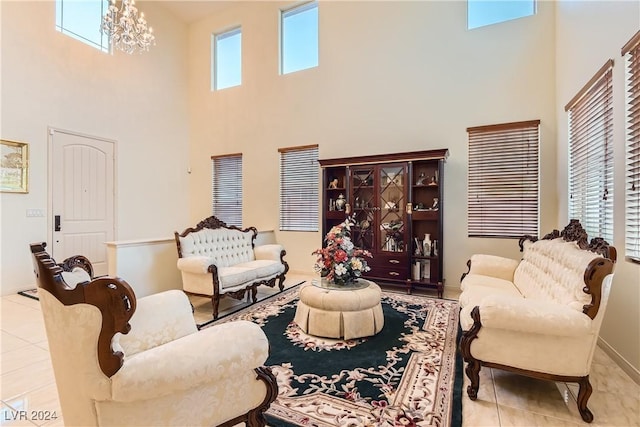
[518,220,617,320]
[174,215,258,259]
[30,242,137,377]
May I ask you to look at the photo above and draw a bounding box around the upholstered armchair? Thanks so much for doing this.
[30,242,277,427]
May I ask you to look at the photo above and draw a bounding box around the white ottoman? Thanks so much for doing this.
[293,279,384,340]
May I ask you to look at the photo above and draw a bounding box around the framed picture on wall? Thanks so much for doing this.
[1,139,29,193]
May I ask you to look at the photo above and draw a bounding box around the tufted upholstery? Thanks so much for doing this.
[458,222,616,424]
[178,228,255,267]
[175,217,288,319]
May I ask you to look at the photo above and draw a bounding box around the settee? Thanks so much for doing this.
[458,220,616,423]
[175,216,288,319]
[30,242,278,427]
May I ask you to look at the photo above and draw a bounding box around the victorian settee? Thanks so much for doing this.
[458,220,616,423]
[175,216,288,319]
[30,242,278,427]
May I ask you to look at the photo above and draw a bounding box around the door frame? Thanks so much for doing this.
[47,126,118,257]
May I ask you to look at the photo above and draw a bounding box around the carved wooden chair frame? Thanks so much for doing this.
[175,216,289,319]
[30,242,278,427]
[458,220,617,423]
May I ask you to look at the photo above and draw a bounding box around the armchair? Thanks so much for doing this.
[30,242,277,427]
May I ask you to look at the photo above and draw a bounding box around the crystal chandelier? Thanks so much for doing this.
[101,0,155,54]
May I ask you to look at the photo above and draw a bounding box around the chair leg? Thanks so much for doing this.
[212,295,220,320]
[577,375,594,423]
[465,360,481,400]
[278,274,285,291]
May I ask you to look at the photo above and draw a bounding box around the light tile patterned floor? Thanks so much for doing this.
[1,275,639,426]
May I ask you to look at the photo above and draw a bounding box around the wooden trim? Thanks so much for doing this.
[564,59,614,112]
[466,119,540,133]
[319,149,449,167]
[622,30,640,56]
[460,307,595,423]
[210,153,242,160]
[277,144,319,153]
[30,242,136,378]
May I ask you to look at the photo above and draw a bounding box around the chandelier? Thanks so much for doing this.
[101,0,155,54]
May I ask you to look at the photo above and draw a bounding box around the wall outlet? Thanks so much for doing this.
[26,209,45,217]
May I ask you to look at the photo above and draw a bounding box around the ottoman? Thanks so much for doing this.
[293,279,384,340]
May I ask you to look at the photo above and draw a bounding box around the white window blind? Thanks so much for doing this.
[467,120,540,238]
[279,145,319,231]
[211,154,242,227]
[623,32,640,262]
[566,60,614,243]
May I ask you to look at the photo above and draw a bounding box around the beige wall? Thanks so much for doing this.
[555,0,640,374]
[187,1,558,281]
[0,1,190,295]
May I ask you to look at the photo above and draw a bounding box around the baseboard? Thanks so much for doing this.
[598,336,640,385]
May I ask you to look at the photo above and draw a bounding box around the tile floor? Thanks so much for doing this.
[1,276,639,426]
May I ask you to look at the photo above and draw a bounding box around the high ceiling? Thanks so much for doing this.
[155,1,238,24]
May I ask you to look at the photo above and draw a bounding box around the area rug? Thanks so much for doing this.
[17,288,39,301]
[207,284,462,427]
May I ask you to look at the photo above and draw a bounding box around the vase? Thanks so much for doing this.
[423,233,432,256]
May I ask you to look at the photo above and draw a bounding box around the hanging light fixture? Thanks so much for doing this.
[101,0,155,54]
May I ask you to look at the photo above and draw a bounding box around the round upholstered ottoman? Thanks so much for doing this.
[293,279,384,340]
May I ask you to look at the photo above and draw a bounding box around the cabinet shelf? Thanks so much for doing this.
[320,149,448,298]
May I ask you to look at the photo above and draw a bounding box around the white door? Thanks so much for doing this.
[50,129,115,276]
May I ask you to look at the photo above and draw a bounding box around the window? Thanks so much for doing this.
[566,60,614,242]
[623,32,640,262]
[56,0,109,52]
[467,120,540,238]
[279,145,319,231]
[211,154,242,227]
[468,0,535,30]
[213,27,242,90]
[281,2,318,75]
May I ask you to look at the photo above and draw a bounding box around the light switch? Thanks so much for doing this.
[26,209,45,217]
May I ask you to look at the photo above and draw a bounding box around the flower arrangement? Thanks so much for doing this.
[312,215,373,285]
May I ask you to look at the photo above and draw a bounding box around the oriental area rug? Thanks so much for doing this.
[206,284,463,427]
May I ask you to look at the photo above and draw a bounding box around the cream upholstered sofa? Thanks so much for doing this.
[175,216,288,319]
[30,242,277,427]
[458,220,616,423]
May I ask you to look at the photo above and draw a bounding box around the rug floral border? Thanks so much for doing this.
[212,286,460,427]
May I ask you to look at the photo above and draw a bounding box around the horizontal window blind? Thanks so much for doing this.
[623,32,640,261]
[211,154,242,227]
[567,61,614,243]
[280,145,319,232]
[467,120,540,238]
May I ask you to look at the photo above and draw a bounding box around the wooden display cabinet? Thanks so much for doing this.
[319,149,448,297]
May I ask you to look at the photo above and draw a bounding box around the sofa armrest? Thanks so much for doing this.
[467,254,520,282]
[177,256,215,274]
[114,290,197,357]
[254,244,285,262]
[475,294,592,336]
[110,320,269,402]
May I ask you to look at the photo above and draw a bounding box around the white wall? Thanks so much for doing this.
[0,1,191,295]
[556,0,640,374]
[187,1,558,283]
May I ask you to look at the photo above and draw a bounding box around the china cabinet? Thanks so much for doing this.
[319,149,448,296]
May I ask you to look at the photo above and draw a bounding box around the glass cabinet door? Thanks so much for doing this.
[379,165,406,253]
[350,167,375,252]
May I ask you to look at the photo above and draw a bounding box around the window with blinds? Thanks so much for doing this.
[566,60,614,243]
[279,145,319,231]
[467,120,540,238]
[211,154,242,227]
[623,32,640,262]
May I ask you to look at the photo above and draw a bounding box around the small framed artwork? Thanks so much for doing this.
[1,139,29,193]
